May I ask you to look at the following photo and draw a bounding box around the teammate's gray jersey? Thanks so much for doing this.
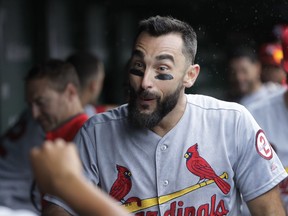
[0,110,44,213]
[45,94,287,216]
[248,90,288,213]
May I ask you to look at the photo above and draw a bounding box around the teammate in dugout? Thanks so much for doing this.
[247,26,288,214]
[25,59,89,142]
[226,46,285,107]
[42,16,287,215]
[25,59,89,210]
[66,52,117,117]
[0,59,90,213]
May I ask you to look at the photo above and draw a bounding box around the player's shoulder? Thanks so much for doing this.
[247,90,285,113]
[83,104,128,129]
[186,94,245,113]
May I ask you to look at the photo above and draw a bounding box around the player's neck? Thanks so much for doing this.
[67,98,85,118]
[80,90,92,107]
[250,81,262,94]
[151,94,187,137]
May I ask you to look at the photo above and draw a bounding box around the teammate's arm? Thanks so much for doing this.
[247,186,285,216]
[31,139,130,216]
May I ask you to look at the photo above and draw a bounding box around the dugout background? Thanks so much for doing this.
[0,0,287,133]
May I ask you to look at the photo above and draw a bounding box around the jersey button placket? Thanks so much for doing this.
[161,144,168,151]
[163,180,169,186]
[160,145,169,186]
[156,141,170,215]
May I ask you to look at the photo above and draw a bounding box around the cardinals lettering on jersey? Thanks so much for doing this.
[184,144,231,195]
[134,196,229,216]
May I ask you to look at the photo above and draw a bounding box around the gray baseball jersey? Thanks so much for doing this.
[239,82,285,107]
[248,90,288,213]
[0,110,44,213]
[45,94,287,216]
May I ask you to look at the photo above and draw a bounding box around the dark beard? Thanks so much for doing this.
[128,85,182,129]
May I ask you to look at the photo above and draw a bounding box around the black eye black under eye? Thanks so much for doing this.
[130,69,144,77]
[130,69,174,81]
[155,74,174,80]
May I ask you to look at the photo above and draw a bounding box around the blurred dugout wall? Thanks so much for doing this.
[1,0,288,133]
[0,0,133,133]
[0,0,35,134]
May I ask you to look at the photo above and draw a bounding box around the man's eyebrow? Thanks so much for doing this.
[155,54,175,64]
[131,51,175,65]
[132,50,144,58]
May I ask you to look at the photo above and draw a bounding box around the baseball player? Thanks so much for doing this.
[248,26,288,213]
[0,57,106,213]
[25,59,89,142]
[25,59,89,210]
[227,46,285,107]
[43,16,287,216]
[66,52,107,118]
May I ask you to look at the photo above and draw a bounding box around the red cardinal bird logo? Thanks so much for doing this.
[184,143,231,195]
[109,165,132,203]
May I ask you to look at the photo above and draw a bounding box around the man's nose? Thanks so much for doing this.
[141,69,154,90]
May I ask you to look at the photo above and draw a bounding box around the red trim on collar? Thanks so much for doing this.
[45,113,88,141]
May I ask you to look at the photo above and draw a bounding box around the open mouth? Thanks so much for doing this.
[140,96,156,103]
[139,92,157,100]
[141,97,155,101]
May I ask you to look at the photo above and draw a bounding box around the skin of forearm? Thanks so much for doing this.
[247,186,286,216]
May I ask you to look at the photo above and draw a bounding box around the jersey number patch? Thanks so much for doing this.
[255,130,273,160]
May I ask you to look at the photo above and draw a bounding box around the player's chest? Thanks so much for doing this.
[97,136,235,214]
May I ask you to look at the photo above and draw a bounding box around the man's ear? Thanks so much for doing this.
[65,83,78,100]
[183,64,200,88]
[89,79,97,92]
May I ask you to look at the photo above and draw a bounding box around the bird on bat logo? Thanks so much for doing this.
[184,143,231,195]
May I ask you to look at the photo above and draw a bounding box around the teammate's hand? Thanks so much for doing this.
[30,139,82,196]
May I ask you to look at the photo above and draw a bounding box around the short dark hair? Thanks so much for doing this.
[228,46,259,63]
[66,52,103,88]
[136,16,197,64]
[25,59,80,93]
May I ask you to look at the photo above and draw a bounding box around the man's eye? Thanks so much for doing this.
[159,66,168,71]
[135,62,144,68]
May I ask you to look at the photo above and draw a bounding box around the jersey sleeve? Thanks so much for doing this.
[74,124,100,185]
[44,123,100,215]
[234,107,287,202]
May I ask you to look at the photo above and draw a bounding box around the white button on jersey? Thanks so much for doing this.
[163,180,169,186]
[161,144,168,151]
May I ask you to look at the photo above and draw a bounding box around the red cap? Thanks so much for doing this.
[281,26,288,73]
[259,43,283,66]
